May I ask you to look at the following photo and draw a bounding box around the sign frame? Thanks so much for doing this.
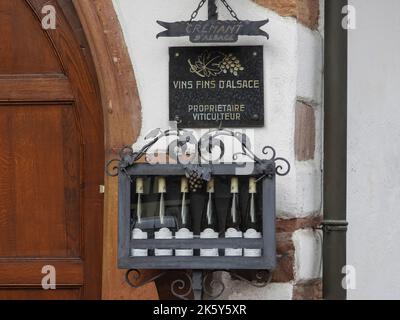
[169,45,265,128]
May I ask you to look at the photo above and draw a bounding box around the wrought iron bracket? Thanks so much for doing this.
[125,269,272,300]
[321,220,349,232]
[106,126,291,180]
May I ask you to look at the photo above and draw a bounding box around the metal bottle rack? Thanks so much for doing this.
[107,127,290,300]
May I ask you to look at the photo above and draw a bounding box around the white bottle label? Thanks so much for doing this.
[243,228,262,257]
[225,228,243,256]
[175,228,194,256]
[230,177,239,193]
[158,177,166,193]
[249,177,257,194]
[131,228,148,257]
[207,179,215,193]
[136,178,144,194]
[155,227,173,256]
[200,228,219,257]
[181,178,189,193]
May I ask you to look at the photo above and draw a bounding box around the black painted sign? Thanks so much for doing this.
[169,46,264,128]
[157,20,269,43]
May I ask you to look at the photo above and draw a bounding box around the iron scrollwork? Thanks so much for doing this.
[125,269,271,300]
[170,272,194,300]
[202,271,226,300]
[125,269,168,289]
[229,269,272,288]
[106,126,291,179]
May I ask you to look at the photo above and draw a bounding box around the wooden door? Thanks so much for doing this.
[0,0,104,299]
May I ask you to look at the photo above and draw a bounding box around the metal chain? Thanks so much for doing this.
[190,0,240,22]
[220,0,240,21]
[190,0,207,22]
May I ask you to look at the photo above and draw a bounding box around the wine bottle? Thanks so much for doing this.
[243,177,262,257]
[154,177,173,256]
[200,179,219,257]
[131,178,148,257]
[225,177,243,256]
[175,177,194,256]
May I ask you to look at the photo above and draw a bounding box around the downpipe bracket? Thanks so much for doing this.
[321,220,348,232]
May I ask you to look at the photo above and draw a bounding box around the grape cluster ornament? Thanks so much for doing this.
[220,53,244,76]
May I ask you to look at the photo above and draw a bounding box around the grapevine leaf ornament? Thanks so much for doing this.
[188,50,225,78]
[189,51,244,78]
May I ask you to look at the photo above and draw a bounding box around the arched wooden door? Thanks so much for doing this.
[0,0,104,299]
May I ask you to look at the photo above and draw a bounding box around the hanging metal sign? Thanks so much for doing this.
[169,46,264,128]
[157,0,269,43]
[157,20,269,43]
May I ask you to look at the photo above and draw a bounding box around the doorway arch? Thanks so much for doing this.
[71,0,157,299]
[0,0,156,299]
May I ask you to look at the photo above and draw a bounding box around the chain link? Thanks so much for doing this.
[189,0,240,22]
[220,0,239,21]
[190,0,207,22]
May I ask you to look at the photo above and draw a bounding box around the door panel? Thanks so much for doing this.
[0,0,104,299]
[0,1,63,74]
[0,76,73,102]
[0,105,81,258]
[0,259,83,284]
[0,288,82,300]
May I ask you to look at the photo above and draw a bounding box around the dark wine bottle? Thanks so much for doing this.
[131,178,148,257]
[200,179,219,257]
[154,177,173,256]
[225,177,243,256]
[243,177,262,257]
[175,177,194,256]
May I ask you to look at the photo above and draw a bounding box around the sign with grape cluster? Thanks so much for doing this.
[169,46,264,128]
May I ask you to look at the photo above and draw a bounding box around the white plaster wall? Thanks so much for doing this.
[293,229,322,282]
[218,273,294,300]
[348,0,400,300]
[113,0,323,299]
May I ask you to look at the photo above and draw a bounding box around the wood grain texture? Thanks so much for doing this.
[72,0,156,300]
[0,0,104,300]
[0,287,82,300]
[0,259,83,284]
[0,76,73,102]
[0,1,63,74]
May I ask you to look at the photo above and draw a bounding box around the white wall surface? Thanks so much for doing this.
[348,0,400,300]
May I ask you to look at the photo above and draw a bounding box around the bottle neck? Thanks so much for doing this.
[202,191,216,231]
[246,192,260,231]
[180,191,190,229]
[227,192,241,230]
[158,192,166,226]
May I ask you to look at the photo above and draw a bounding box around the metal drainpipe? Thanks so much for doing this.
[323,0,348,300]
